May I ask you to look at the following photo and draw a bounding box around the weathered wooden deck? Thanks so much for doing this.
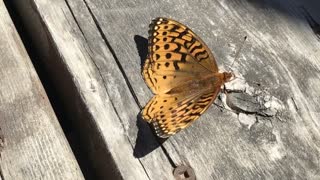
[1,0,320,179]
[0,0,84,179]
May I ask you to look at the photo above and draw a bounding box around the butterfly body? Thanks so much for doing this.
[142,17,232,138]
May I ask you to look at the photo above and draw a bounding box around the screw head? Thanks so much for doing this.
[173,165,196,180]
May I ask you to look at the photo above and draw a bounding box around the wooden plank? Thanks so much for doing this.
[0,1,84,180]
[69,0,320,179]
[11,0,320,179]
[11,0,174,179]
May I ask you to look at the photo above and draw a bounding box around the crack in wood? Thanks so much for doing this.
[0,128,3,157]
[290,97,299,111]
[64,0,90,46]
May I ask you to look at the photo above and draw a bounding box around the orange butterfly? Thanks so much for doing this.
[142,17,233,138]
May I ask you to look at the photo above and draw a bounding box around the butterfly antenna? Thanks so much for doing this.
[229,36,247,71]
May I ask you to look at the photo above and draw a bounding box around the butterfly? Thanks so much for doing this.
[141,17,233,138]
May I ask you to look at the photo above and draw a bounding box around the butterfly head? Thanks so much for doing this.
[222,72,234,82]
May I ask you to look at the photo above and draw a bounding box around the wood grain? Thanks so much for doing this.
[10,0,320,179]
[11,0,174,179]
[0,1,84,179]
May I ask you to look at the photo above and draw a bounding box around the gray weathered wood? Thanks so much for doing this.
[11,0,174,179]
[0,1,84,179]
[11,0,320,179]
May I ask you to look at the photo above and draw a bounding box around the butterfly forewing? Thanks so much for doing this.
[142,17,225,138]
[143,18,219,93]
[149,18,218,72]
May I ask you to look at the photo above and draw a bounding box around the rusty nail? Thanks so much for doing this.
[173,165,196,180]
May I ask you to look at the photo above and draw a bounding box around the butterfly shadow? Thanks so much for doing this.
[133,113,167,158]
[133,35,168,157]
[134,35,148,69]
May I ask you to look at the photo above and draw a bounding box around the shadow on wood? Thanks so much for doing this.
[134,35,148,70]
[134,113,166,158]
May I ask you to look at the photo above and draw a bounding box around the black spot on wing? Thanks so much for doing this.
[155,54,160,60]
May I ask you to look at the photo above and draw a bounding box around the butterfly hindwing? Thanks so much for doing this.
[143,85,221,138]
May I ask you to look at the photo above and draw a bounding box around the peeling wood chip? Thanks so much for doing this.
[225,91,284,117]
